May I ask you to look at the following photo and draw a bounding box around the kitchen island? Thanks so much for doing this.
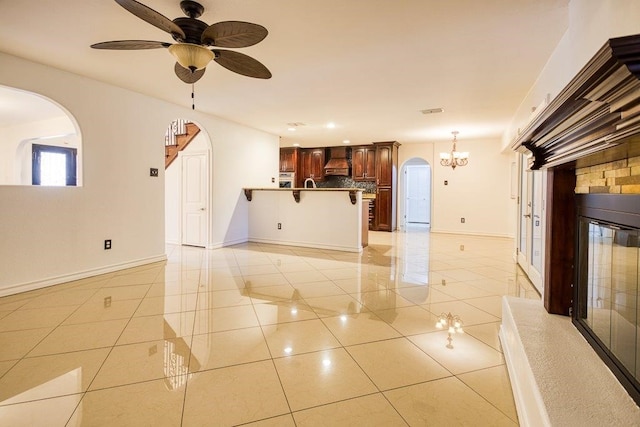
[243,188,368,252]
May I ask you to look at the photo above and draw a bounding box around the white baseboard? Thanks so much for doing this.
[430,228,513,239]
[206,237,248,249]
[0,254,167,297]
[249,238,362,253]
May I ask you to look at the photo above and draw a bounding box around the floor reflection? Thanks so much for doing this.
[0,230,538,425]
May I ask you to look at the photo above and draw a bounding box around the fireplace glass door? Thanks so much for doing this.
[578,219,640,381]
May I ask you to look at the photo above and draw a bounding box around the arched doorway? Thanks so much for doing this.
[164,119,212,248]
[400,158,431,230]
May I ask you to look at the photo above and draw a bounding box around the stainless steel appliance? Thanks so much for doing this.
[279,172,295,188]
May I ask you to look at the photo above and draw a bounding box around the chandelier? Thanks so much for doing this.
[440,131,469,170]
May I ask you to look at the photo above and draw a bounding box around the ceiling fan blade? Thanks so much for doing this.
[202,21,268,48]
[114,0,185,40]
[175,62,205,84]
[213,50,272,79]
[91,40,171,50]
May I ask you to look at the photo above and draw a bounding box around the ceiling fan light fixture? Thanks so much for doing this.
[168,43,214,71]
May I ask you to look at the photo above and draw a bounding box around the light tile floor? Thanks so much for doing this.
[0,228,540,426]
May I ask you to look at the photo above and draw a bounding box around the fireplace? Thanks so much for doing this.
[506,34,640,410]
[575,194,640,404]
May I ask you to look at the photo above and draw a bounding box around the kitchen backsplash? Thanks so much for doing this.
[315,175,376,193]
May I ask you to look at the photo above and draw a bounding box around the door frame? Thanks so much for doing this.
[180,151,210,248]
[516,154,544,293]
[405,164,431,225]
[164,120,212,249]
[399,158,432,230]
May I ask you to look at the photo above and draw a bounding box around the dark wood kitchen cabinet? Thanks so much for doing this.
[373,141,399,232]
[375,188,392,231]
[352,146,376,181]
[279,147,299,172]
[301,148,326,183]
[375,143,394,187]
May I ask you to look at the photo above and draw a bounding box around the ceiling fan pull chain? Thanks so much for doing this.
[192,83,195,110]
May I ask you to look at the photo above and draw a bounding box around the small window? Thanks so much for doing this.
[32,144,77,186]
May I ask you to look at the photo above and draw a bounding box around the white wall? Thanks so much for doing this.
[0,52,278,296]
[503,0,640,149]
[399,139,514,238]
[248,190,364,252]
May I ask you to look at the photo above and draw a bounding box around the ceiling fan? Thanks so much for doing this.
[91,0,272,84]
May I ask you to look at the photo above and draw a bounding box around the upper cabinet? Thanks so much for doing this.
[279,148,299,172]
[301,148,326,181]
[375,143,395,187]
[352,146,376,181]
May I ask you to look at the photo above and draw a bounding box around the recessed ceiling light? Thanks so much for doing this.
[293,143,300,147]
[342,140,350,144]
[326,122,336,129]
[288,127,296,132]
[420,108,444,115]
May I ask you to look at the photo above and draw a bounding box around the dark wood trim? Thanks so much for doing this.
[544,168,576,315]
[292,190,301,203]
[576,193,640,228]
[511,34,640,170]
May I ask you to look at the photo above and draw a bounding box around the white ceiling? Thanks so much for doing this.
[0,0,569,147]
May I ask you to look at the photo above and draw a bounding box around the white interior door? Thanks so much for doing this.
[181,152,208,247]
[406,165,430,224]
[517,154,544,293]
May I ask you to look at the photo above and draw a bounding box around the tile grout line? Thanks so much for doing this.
[64,271,160,427]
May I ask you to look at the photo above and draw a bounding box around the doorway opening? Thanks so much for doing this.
[402,158,432,230]
[164,120,211,248]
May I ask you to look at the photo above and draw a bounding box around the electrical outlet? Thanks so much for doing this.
[444,180,448,185]
[150,168,159,177]
[460,218,465,223]
[271,177,275,183]
[277,223,282,230]
[460,245,465,251]
[104,239,112,250]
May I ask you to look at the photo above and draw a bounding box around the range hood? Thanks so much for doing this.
[324,147,350,176]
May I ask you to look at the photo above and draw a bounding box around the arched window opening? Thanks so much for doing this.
[0,85,81,186]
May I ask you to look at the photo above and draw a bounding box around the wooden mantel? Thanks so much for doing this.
[509,34,640,316]
[511,34,640,170]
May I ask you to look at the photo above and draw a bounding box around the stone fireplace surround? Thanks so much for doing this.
[502,34,640,425]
